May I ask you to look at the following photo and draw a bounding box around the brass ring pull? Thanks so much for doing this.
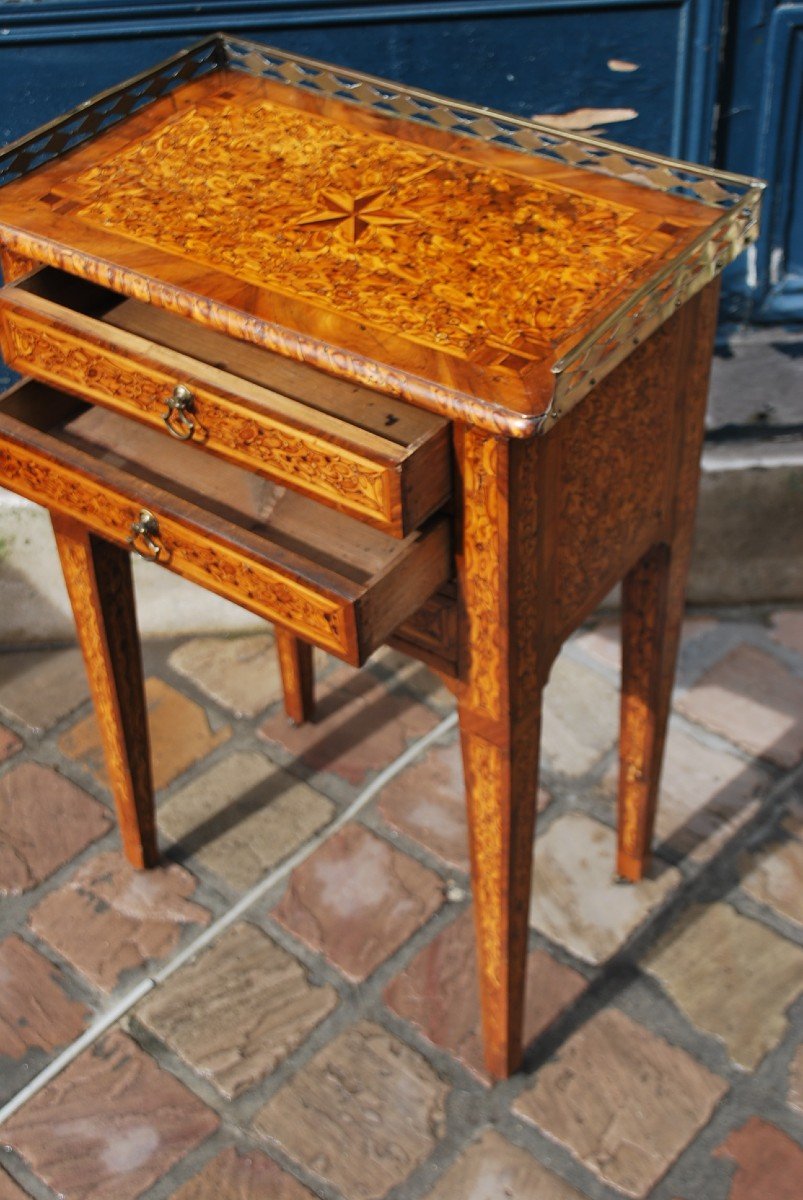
[128,510,164,561]
[162,383,195,440]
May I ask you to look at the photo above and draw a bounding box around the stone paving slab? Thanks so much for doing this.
[258,665,440,789]
[644,902,803,1070]
[254,1021,448,1200]
[713,1118,803,1200]
[59,677,231,792]
[272,823,444,981]
[0,613,800,1200]
[528,812,682,963]
[136,922,338,1099]
[0,935,88,1071]
[158,751,335,892]
[384,907,586,1081]
[0,647,90,733]
[0,763,111,895]
[421,1129,586,1199]
[514,1008,728,1198]
[2,1029,219,1200]
[28,850,210,993]
[172,1146,317,1199]
[676,643,803,768]
[0,724,21,763]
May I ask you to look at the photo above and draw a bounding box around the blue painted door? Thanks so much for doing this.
[0,0,799,321]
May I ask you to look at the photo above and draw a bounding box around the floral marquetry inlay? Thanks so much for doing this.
[70,96,666,369]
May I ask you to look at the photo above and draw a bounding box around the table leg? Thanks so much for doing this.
[617,283,719,881]
[455,428,544,1079]
[51,513,158,868]
[275,628,315,724]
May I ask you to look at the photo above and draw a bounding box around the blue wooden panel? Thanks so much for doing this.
[717,0,803,321]
[0,1,722,160]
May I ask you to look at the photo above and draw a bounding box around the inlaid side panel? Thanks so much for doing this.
[547,307,688,643]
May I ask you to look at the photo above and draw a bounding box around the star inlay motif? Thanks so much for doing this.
[293,186,421,243]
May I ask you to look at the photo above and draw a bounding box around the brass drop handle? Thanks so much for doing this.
[162,383,195,440]
[128,510,164,561]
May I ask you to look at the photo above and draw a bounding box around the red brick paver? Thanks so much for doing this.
[29,851,210,992]
[254,1021,448,1200]
[0,1171,30,1200]
[3,1029,219,1200]
[384,908,585,1080]
[0,935,88,1063]
[258,665,439,787]
[378,736,550,872]
[59,677,231,791]
[514,1009,727,1198]
[172,1146,316,1199]
[714,1118,803,1200]
[0,763,111,895]
[273,823,443,980]
[0,723,21,763]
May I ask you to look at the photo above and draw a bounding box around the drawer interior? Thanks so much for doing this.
[2,383,436,588]
[12,267,443,447]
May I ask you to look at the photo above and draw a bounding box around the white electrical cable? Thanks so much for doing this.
[0,709,458,1126]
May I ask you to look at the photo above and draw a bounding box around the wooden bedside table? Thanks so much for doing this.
[0,35,762,1079]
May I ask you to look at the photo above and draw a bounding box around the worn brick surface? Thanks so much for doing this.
[169,633,324,718]
[274,824,443,980]
[0,647,90,733]
[378,738,550,873]
[604,725,766,864]
[59,677,231,791]
[258,665,439,787]
[714,1118,803,1200]
[158,751,334,891]
[529,812,681,963]
[541,655,619,775]
[0,1171,29,1200]
[0,723,21,763]
[172,1146,316,1199]
[514,1009,727,1198]
[771,611,803,657]
[645,903,803,1070]
[29,851,210,993]
[0,935,88,1064]
[788,1044,803,1113]
[377,739,470,871]
[0,763,111,895]
[740,823,803,928]
[384,908,585,1079]
[137,922,337,1098]
[676,644,803,768]
[422,1129,585,1200]
[254,1021,448,1200]
[3,1029,219,1200]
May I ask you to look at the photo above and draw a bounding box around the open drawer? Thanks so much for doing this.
[0,268,451,537]
[0,380,451,664]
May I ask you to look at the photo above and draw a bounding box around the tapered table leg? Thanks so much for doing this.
[51,513,157,868]
[455,428,545,1079]
[617,283,719,881]
[275,628,315,725]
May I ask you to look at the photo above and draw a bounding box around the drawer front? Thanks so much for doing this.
[0,431,359,658]
[0,278,451,537]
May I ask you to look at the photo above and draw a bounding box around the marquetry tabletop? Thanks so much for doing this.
[0,36,762,435]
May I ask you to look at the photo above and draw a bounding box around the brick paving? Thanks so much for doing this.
[0,608,801,1199]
